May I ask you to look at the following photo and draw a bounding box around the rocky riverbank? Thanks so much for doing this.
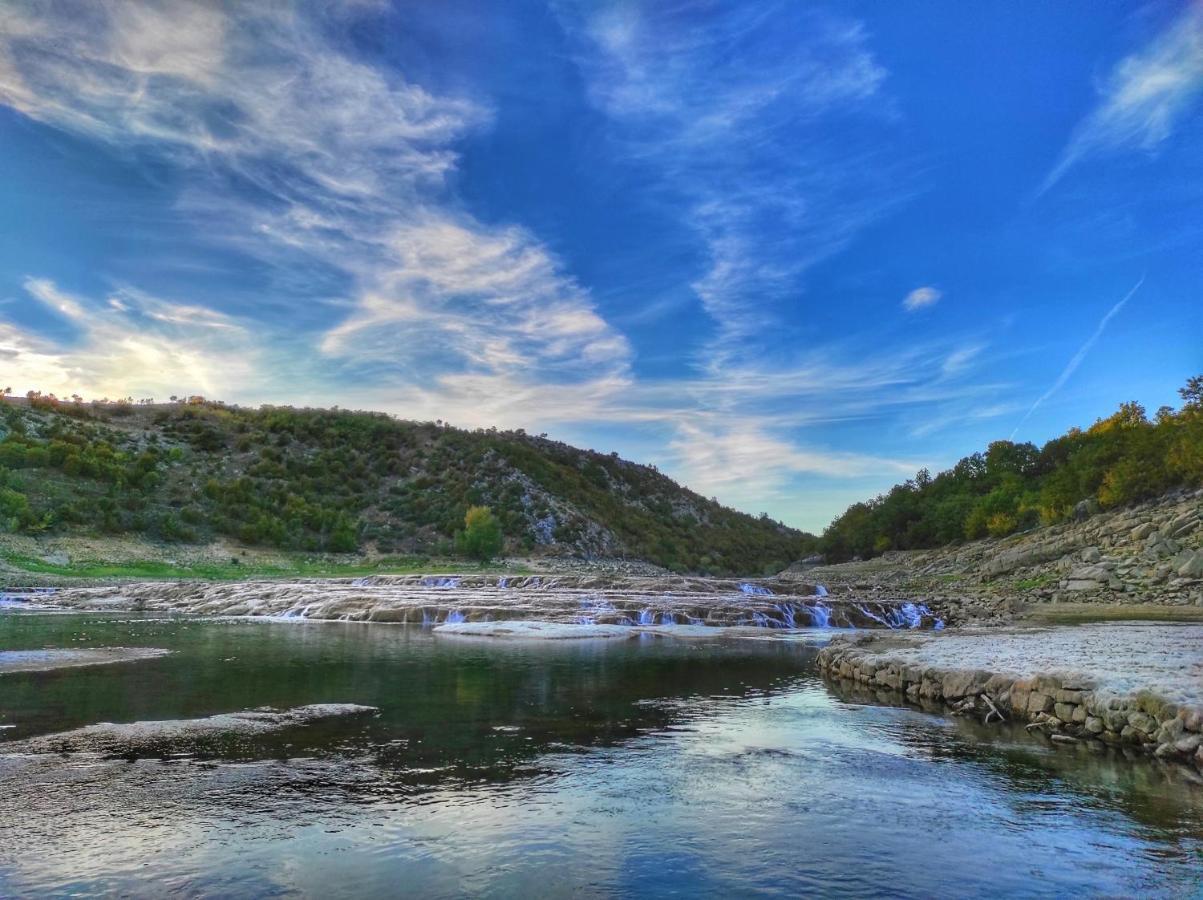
[817,624,1203,772]
[787,488,1203,625]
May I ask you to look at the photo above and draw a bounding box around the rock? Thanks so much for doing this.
[941,669,990,699]
[1130,522,1157,541]
[1127,711,1156,736]
[1074,499,1100,521]
[1027,692,1054,715]
[1174,734,1203,754]
[1175,550,1203,579]
[1081,547,1102,563]
[1050,734,1079,744]
[1054,702,1077,722]
[1084,716,1105,734]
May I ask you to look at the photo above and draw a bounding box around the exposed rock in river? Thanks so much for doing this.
[0,647,171,675]
[2,704,379,756]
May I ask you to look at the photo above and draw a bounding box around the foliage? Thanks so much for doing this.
[456,506,504,561]
[818,376,1203,561]
[0,396,811,574]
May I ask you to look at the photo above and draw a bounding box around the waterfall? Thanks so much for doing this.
[740,583,774,596]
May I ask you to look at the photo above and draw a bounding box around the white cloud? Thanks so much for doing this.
[0,0,629,408]
[902,286,941,312]
[1042,4,1203,192]
[8,279,266,401]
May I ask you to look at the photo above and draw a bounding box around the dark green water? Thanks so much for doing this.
[1,612,1200,898]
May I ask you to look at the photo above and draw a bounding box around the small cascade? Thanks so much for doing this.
[497,577,509,589]
[422,576,461,589]
[854,601,938,629]
[660,612,676,626]
[637,609,656,625]
[815,584,829,598]
[739,583,774,596]
[802,603,831,627]
[351,577,374,587]
[443,610,466,624]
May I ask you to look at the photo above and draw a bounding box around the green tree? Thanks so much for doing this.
[456,505,503,562]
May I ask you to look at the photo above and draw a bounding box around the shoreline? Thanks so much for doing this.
[817,625,1203,773]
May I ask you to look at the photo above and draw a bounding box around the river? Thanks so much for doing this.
[1,612,1200,897]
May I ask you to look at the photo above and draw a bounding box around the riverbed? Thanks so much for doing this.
[1,612,1200,897]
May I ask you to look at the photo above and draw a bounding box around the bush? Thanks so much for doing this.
[455,506,503,562]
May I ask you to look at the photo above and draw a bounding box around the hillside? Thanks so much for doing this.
[818,376,1203,562]
[0,394,810,576]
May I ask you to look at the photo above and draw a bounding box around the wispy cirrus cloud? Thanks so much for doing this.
[0,0,633,413]
[1010,276,1145,438]
[1042,3,1203,193]
[555,2,907,367]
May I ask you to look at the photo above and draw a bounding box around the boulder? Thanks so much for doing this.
[1130,522,1157,541]
[1073,499,1100,521]
[1175,550,1203,579]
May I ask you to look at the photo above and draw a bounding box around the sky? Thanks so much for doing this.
[1,1,1201,533]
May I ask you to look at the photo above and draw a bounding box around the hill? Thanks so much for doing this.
[0,394,810,576]
[818,376,1203,562]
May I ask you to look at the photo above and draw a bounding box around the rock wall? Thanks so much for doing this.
[817,636,1203,771]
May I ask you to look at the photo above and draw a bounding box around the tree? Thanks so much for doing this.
[456,505,503,562]
[1180,375,1203,408]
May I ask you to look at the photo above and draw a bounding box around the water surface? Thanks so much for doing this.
[1,613,1200,897]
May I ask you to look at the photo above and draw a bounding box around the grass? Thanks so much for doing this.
[0,551,531,584]
[1025,603,1203,624]
[1013,572,1058,591]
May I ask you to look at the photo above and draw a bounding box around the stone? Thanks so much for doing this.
[1130,522,1157,541]
[1054,702,1077,722]
[1175,550,1203,579]
[1071,705,1088,724]
[1127,711,1156,736]
[1174,734,1203,754]
[1084,716,1105,734]
[1081,547,1102,563]
[1073,499,1100,521]
[1027,692,1053,715]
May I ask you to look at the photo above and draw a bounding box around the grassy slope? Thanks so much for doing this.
[0,398,811,576]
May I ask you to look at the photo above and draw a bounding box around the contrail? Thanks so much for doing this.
[1009,275,1145,440]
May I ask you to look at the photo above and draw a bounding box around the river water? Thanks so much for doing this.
[1,612,1200,897]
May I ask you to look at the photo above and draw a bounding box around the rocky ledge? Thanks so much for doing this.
[817,623,1203,772]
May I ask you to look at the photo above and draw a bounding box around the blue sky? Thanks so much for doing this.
[1,1,1200,532]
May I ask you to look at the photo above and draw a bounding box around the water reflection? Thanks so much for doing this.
[1,614,1200,898]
